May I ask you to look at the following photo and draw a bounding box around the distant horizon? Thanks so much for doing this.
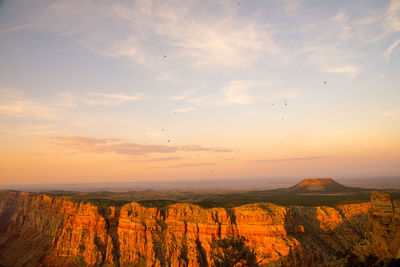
[2,176,399,192]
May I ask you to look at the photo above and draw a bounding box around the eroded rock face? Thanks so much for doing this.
[354,191,400,260]
[0,191,116,266]
[0,191,371,266]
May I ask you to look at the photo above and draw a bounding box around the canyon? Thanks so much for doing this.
[0,185,398,266]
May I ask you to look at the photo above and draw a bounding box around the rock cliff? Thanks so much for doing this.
[0,190,372,266]
[353,191,400,261]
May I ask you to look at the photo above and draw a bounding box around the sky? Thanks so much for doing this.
[0,0,399,186]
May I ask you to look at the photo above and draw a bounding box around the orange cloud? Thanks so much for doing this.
[162,162,217,168]
[124,156,183,162]
[254,155,329,163]
[35,136,231,156]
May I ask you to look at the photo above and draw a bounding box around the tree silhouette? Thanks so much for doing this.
[210,235,258,267]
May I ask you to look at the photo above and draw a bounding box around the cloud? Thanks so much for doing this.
[0,23,32,36]
[172,80,281,109]
[180,144,232,153]
[384,39,400,60]
[173,106,197,113]
[324,65,359,77]
[385,0,400,33]
[264,90,300,102]
[282,0,301,13]
[186,95,212,106]
[60,91,142,107]
[165,162,216,168]
[35,136,231,156]
[213,149,233,153]
[332,11,352,42]
[301,44,361,77]
[297,9,373,77]
[222,80,264,104]
[124,156,183,162]
[0,88,143,121]
[5,0,387,82]
[254,155,329,163]
[170,89,197,101]
[381,109,400,117]
[35,136,177,155]
[2,0,281,70]
[0,88,62,119]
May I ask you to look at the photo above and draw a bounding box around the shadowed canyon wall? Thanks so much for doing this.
[353,191,400,261]
[0,190,390,266]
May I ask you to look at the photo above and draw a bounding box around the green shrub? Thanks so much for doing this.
[210,235,258,267]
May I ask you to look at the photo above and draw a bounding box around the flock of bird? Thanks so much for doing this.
[161,34,328,171]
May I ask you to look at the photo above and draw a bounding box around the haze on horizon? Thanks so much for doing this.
[0,0,400,186]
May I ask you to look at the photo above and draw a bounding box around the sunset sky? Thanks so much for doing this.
[1,0,400,186]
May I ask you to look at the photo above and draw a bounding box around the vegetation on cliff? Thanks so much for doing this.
[210,235,258,267]
[1,181,399,266]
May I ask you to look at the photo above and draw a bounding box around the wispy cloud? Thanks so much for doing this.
[0,88,143,121]
[34,136,176,155]
[5,0,395,80]
[35,136,232,156]
[3,0,398,76]
[296,9,376,77]
[254,155,329,163]
[264,90,300,102]
[164,162,216,168]
[173,106,197,113]
[385,0,400,33]
[124,156,183,162]
[186,95,212,106]
[384,39,400,60]
[282,0,301,13]
[222,80,265,105]
[301,44,361,78]
[2,0,282,70]
[180,144,232,153]
[60,91,142,107]
[0,88,61,119]
[324,65,359,77]
[170,89,197,101]
[213,149,233,153]
[172,80,279,109]
[381,108,400,117]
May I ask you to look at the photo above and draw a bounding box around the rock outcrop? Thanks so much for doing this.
[287,178,350,193]
[353,191,400,261]
[0,190,372,266]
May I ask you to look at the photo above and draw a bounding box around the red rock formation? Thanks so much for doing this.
[0,191,372,266]
[288,178,349,192]
[354,191,400,260]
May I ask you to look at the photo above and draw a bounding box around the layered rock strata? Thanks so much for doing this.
[0,191,371,266]
[353,191,400,260]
